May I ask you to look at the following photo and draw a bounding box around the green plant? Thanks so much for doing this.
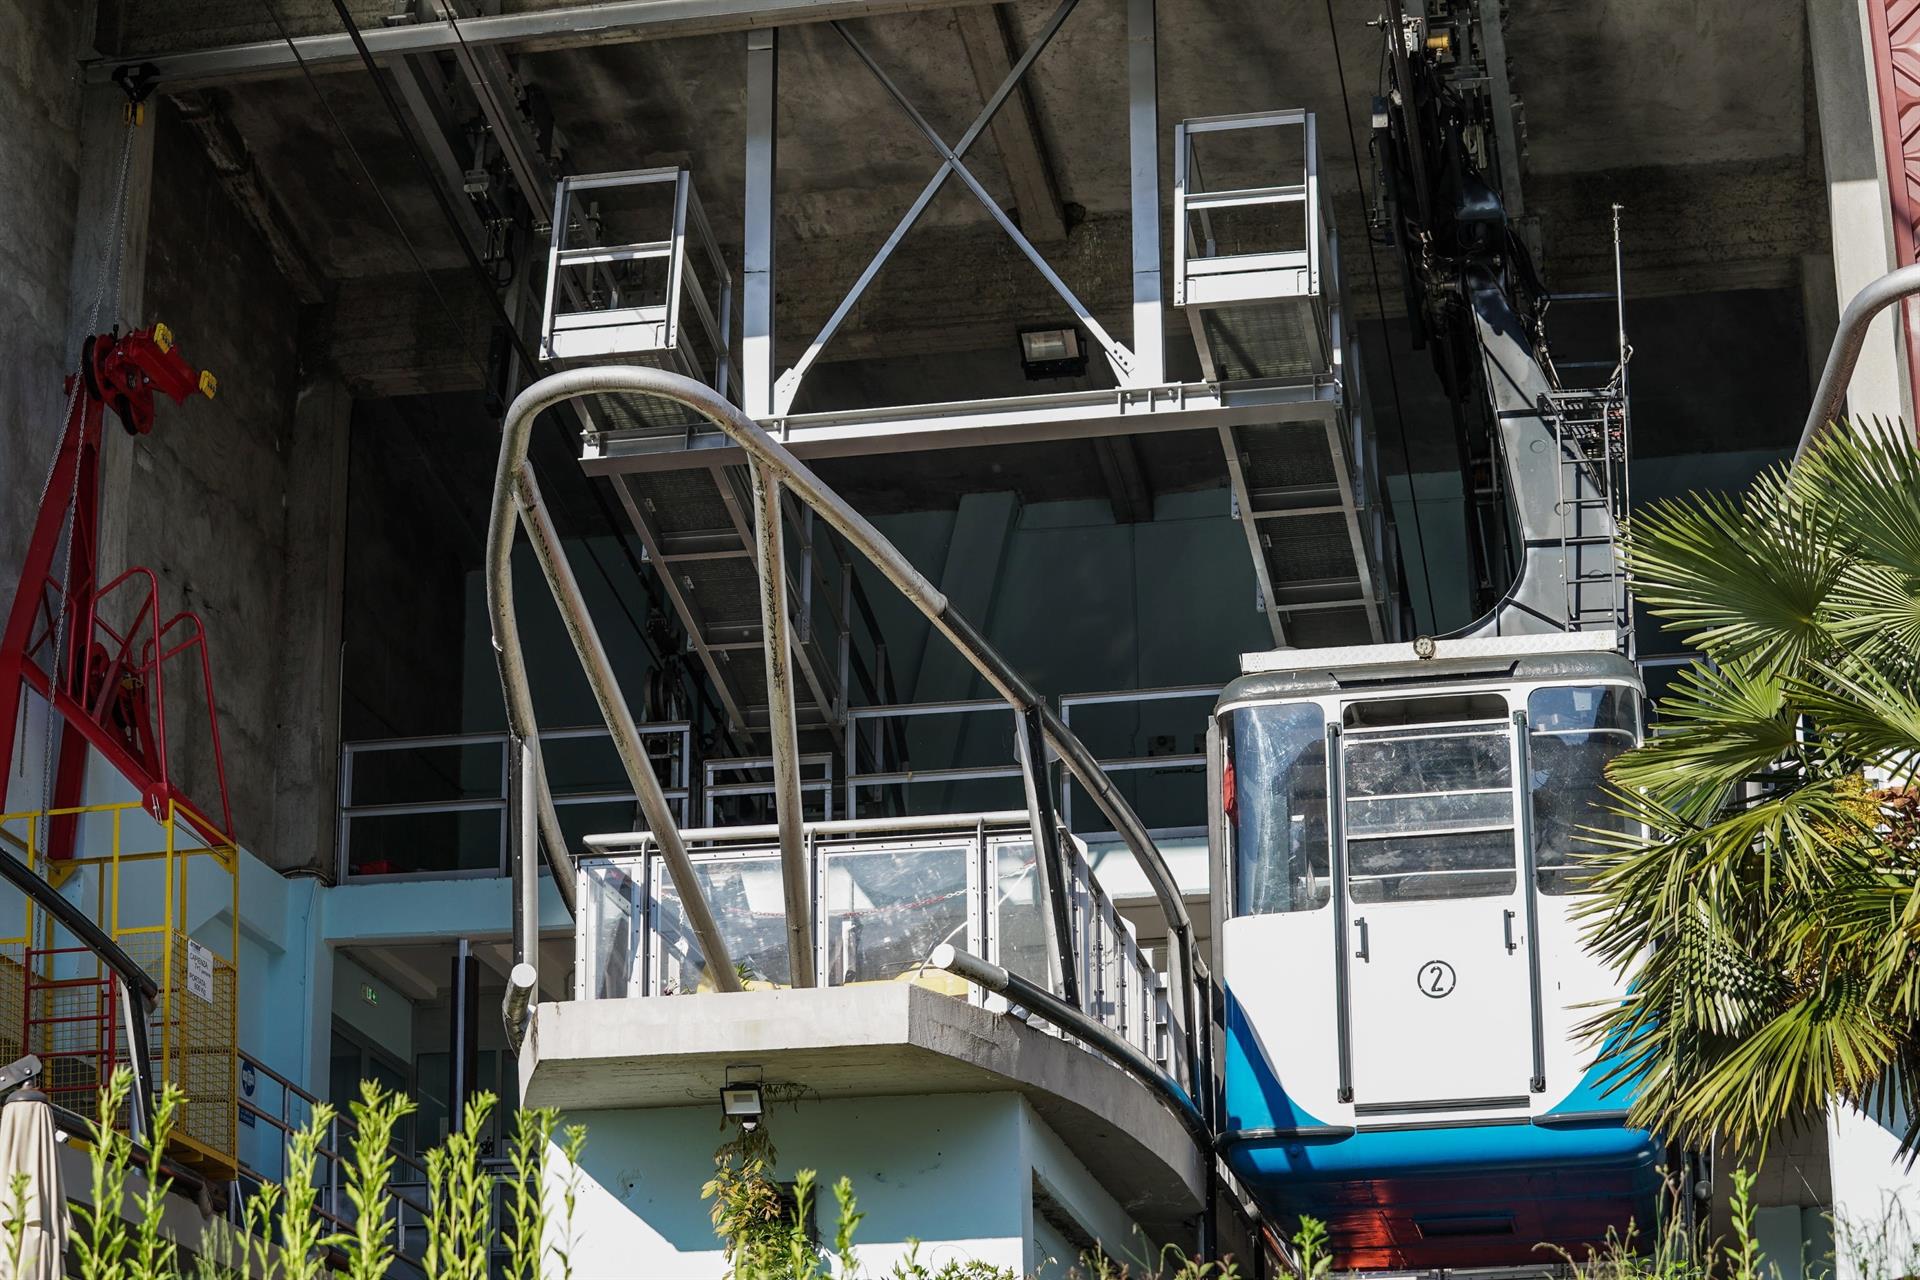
[504,1105,559,1280]
[1290,1216,1328,1280]
[424,1090,496,1280]
[342,1080,415,1280]
[73,1069,138,1280]
[2,1170,32,1276]
[130,1086,183,1280]
[1582,422,1920,1156]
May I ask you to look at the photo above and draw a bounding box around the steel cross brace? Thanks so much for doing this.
[772,0,1135,414]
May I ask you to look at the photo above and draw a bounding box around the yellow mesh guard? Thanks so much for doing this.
[0,803,240,1181]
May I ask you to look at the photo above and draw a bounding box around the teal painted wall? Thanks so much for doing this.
[557,1093,1033,1278]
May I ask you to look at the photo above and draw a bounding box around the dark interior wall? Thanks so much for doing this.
[132,99,310,851]
[339,397,475,741]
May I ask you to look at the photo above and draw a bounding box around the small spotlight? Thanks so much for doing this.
[1017,326,1089,380]
[720,1082,765,1127]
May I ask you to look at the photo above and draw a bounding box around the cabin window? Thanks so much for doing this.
[1342,694,1517,903]
[1226,703,1330,915]
[1527,684,1639,894]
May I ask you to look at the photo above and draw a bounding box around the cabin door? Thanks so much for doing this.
[1338,714,1535,1110]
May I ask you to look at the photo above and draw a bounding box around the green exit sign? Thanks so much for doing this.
[361,984,379,1006]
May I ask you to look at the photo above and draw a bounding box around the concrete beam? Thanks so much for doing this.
[88,0,1005,89]
[170,90,328,304]
[518,983,1206,1229]
[1091,435,1151,524]
[954,4,1066,244]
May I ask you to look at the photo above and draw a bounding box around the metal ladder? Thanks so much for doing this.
[1541,384,1631,639]
[1541,203,1634,646]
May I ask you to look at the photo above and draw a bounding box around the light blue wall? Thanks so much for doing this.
[332,951,413,1062]
[320,873,572,949]
[559,1093,1034,1278]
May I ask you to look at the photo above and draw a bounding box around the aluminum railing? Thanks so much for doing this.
[337,723,691,882]
[576,812,1183,1080]
[843,687,1222,836]
[339,686,1223,882]
[235,1052,433,1275]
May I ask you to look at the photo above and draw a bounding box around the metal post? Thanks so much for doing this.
[1512,710,1547,1092]
[1127,0,1164,385]
[1328,723,1353,1103]
[1013,706,1078,1007]
[451,939,478,1132]
[752,461,817,986]
[508,732,539,971]
[744,28,778,419]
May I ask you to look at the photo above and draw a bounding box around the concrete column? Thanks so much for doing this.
[1801,252,1841,393]
[1809,0,1908,424]
[270,373,354,879]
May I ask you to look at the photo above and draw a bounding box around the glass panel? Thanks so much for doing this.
[1066,762,1206,833]
[1346,790,1512,836]
[1348,832,1518,903]
[1227,703,1330,915]
[542,734,636,797]
[993,842,1052,990]
[1528,684,1640,894]
[1344,727,1511,798]
[557,798,645,857]
[824,845,970,986]
[655,856,791,992]
[346,741,499,807]
[344,808,500,876]
[583,863,643,999]
[850,775,1024,821]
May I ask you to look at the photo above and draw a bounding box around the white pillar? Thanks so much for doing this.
[743,29,778,419]
[1809,0,1909,425]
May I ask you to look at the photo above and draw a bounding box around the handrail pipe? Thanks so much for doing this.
[488,419,742,988]
[1796,262,1920,462]
[490,366,1209,1079]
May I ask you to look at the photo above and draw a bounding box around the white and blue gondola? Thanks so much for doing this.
[1210,634,1664,1269]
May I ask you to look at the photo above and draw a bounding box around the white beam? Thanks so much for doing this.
[86,0,1003,89]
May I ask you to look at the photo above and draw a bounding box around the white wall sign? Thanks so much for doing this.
[186,940,214,1004]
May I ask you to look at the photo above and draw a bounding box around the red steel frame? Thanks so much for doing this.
[1866,0,1920,419]
[0,326,232,853]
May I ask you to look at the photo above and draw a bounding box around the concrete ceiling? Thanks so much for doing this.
[115,0,1820,303]
[104,0,1828,514]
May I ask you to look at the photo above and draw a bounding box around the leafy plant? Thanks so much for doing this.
[1581,421,1920,1156]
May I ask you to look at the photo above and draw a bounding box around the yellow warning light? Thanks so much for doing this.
[1426,31,1451,52]
[198,370,219,400]
[153,322,174,353]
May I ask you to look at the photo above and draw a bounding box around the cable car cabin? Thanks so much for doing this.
[1210,632,1662,1270]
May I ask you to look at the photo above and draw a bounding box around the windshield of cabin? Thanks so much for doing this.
[1226,702,1329,915]
[1342,693,1517,903]
[1526,684,1639,894]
